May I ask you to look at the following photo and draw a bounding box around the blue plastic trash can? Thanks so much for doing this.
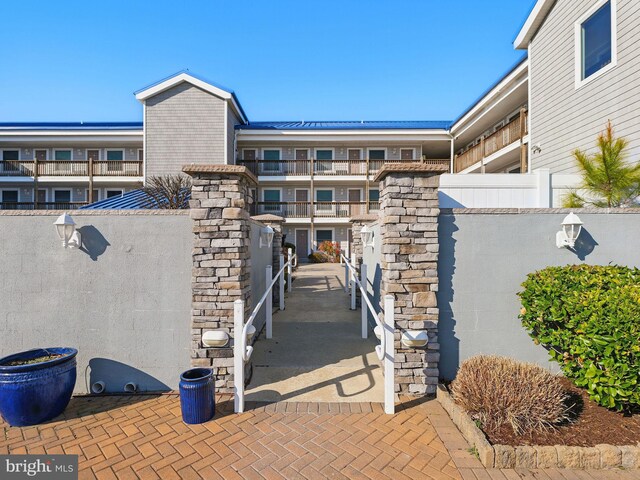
[179,368,215,424]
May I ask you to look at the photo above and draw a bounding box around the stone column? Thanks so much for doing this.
[375,163,447,396]
[183,165,258,393]
[349,213,378,266]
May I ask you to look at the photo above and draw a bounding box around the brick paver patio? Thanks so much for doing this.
[1,394,637,480]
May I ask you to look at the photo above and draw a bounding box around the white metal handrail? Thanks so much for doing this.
[341,253,395,414]
[234,248,296,413]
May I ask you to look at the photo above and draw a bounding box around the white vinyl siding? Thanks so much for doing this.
[529,0,639,174]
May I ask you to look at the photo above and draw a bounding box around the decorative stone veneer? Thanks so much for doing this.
[349,213,378,265]
[375,164,447,395]
[183,165,258,393]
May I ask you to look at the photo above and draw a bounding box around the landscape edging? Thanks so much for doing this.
[436,384,640,470]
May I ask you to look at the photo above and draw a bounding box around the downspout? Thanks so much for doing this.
[449,132,455,174]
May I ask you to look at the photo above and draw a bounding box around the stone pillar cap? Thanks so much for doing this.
[374,162,448,182]
[182,164,258,185]
[350,214,378,223]
[251,214,285,224]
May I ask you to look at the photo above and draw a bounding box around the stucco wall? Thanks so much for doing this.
[438,208,640,380]
[248,220,273,334]
[0,211,192,393]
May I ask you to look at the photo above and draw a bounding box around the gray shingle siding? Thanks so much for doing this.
[145,83,226,177]
[530,0,640,174]
[227,107,241,165]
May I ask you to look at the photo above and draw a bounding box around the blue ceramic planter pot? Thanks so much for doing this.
[179,368,215,424]
[0,348,77,427]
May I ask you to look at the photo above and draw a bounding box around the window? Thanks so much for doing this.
[2,190,18,203]
[2,150,19,172]
[315,149,333,173]
[369,189,380,202]
[577,1,615,84]
[263,189,281,211]
[315,189,333,213]
[316,230,333,244]
[369,149,386,160]
[106,189,123,198]
[54,190,71,204]
[106,150,124,161]
[263,149,281,172]
[54,150,72,161]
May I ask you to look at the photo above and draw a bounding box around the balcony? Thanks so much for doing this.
[255,201,380,219]
[0,202,88,210]
[0,160,143,177]
[238,159,448,177]
[454,111,528,173]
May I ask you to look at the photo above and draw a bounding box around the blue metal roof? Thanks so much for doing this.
[237,120,451,131]
[451,54,528,128]
[0,122,142,130]
[80,189,192,209]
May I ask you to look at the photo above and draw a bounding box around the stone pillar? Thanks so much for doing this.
[375,163,447,396]
[349,213,378,266]
[183,165,258,393]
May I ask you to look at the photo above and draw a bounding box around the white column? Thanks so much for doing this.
[535,168,551,208]
[344,260,349,293]
[361,263,368,339]
[279,254,285,311]
[233,299,245,413]
[287,248,293,293]
[384,295,395,415]
[266,265,273,339]
[350,263,356,311]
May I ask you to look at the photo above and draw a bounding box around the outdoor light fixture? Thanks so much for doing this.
[556,212,583,249]
[202,330,229,348]
[401,330,429,348]
[54,213,82,249]
[360,225,374,248]
[260,226,274,248]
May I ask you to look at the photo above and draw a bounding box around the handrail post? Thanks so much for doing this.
[350,254,357,311]
[287,248,292,293]
[279,254,285,311]
[384,295,395,415]
[234,299,245,413]
[266,265,273,339]
[361,263,368,339]
[344,257,349,293]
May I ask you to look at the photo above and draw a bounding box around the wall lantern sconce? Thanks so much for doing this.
[360,225,374,248]
[401,330,429,348]
[202,330,229,347]
[392,148,397,155]
[54,213,82,249]
[260,226,274,248]
[556,212,583,249]
[532,144,542,154]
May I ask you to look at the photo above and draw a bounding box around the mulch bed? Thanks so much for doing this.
[483,379,640,447]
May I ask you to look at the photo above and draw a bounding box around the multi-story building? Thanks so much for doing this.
[2,0,636,251]
[0,123,143,208]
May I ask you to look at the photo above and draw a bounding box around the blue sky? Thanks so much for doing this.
[0,1,534,122]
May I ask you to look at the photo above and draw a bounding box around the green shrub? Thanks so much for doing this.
[308,252,330,263]
[451,356,570,435]
[519,265,640,411]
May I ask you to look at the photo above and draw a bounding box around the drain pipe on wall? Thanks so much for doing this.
[449,133,455,174]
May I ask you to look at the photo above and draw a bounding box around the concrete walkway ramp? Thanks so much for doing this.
[245,263,384,403]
